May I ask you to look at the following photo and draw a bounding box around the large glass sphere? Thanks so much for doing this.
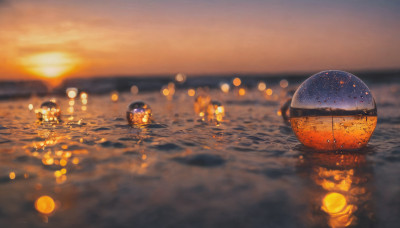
[290,70,377,151]
[126,101,152,125]
[36,101,61,123]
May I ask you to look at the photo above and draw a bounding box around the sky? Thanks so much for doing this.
[0,0,399,80]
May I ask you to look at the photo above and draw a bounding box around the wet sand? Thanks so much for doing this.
[0,83,399,227]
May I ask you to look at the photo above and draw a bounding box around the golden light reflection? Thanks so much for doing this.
[80,92,88,100]
[220,83,230,93]
[161,83,176,100]
[162,88,170,96]
[233,77,241,87]
[188,88,196,97]
[175,73,187,83]
[207,101,225,122]
[322,192,356,228]
[322,192,347,214]
[194,95,211,117]
[258,82,266,91]
[9,172,16,180]
[72,157,80,165]
[20,52,80,79]
[27,128,83,186]
[111,91,119,102]
[317,168,353,192]
[35,196,55,215]
[238,88,246,96]
[67,106,74,114]
[301,152,370,228]
[66,88,78,99]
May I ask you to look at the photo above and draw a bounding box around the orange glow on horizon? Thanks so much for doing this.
[20,52,80,79]
[0,0,398,80]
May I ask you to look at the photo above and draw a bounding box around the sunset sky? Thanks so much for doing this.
[1,0,399,80]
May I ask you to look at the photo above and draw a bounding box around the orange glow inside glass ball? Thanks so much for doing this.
[290,70,377,151]
[36,101,61,123]
[126,101,152,125]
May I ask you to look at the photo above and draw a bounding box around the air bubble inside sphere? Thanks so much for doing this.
[36,101,61,123]
[290,70,377,151]
[126,101,152,125]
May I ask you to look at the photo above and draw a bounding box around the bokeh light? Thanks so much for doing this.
[238,88,246,96]
[280,79,289,88]
[258,82,266,91]
[175,73,187,83]
[9,172,16,180]
[233,77,241,87]
[111,91,119,102]
[207,101,225,122]
[194,95,211,117]
[220,83,230,93]
[66,87,78,99]
[35,195,55,215]
[188,88,196,97]
[80,92,88,100]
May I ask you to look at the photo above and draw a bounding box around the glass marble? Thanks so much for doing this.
[290,70,377,151]
[36,101,61,123]
[126,101,152,125]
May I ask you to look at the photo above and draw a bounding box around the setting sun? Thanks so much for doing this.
[20,52,80,79]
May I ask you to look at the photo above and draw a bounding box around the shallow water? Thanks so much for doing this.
[0,84,399,228]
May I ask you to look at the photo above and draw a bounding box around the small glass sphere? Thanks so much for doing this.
[290,70,377,151]
[126,101,152,125]
[207,101,225,122]
[36,101,61,123]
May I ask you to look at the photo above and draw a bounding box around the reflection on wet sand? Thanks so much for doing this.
[297,148,375,227]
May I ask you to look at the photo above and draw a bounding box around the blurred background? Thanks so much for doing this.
[0,0,399,96]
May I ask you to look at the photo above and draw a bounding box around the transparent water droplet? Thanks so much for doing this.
[290,70,377,151]
[126,101,152,125]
